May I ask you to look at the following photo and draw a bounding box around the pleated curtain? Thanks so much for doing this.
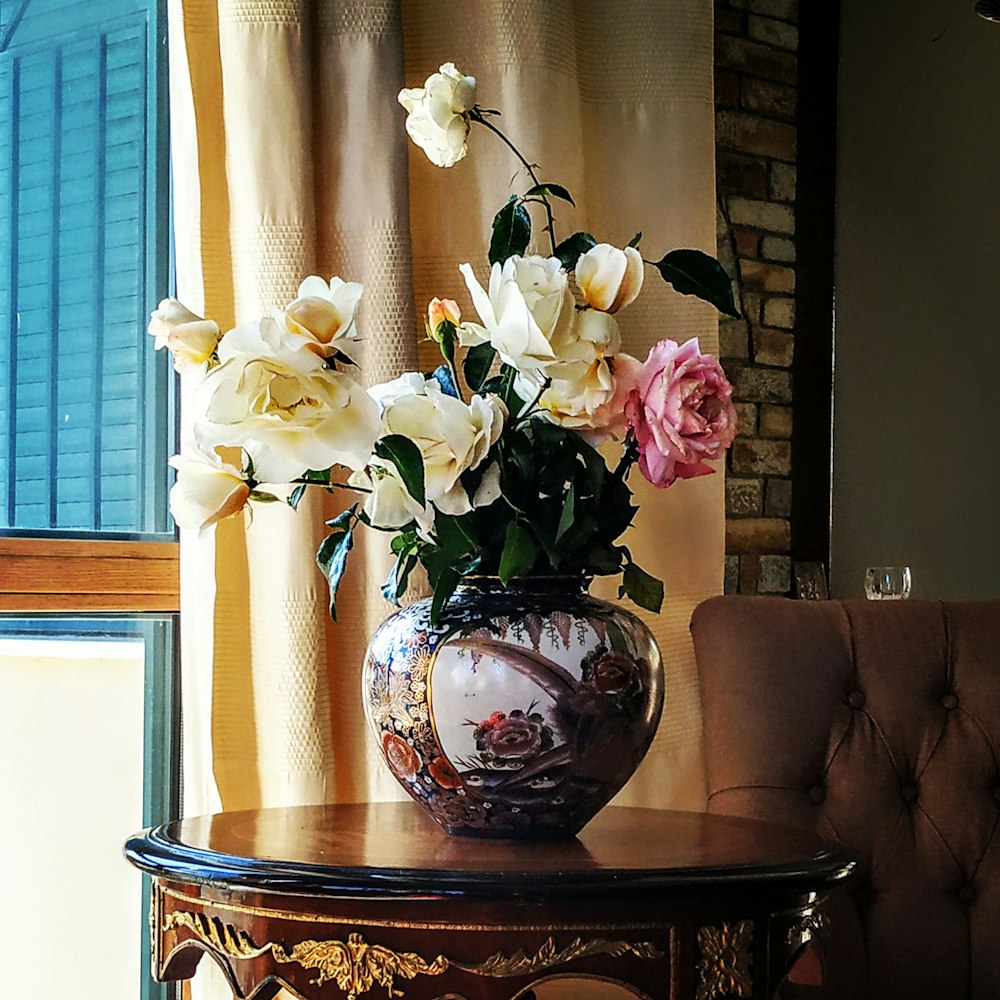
[168,4,718,991]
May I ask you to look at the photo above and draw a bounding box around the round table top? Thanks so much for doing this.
[125,802,855,900]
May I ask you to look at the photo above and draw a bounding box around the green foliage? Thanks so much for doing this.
[316,506,358,621]
[553,231,597,271]
[653,248,740,318]
[489,196,532,265]
[373,435,425,506]
[463,342,496,392]
[524,182,575,206]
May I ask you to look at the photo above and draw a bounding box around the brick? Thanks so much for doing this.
[727,197,795,233]
[739,554,759,594]
[759,555,792,593]
[731,438,792,475]
[719,318,750,359]
[727,477,764,516]
[761,235,795,262]
[718,151,768,198]
[765,477,792,517]
[759,403,793,438]
[741,291,763,324]
[739,260,796,293]
[763,296,796,328]
[742,77,797,119]
[715,35,797,84]
[753,327,794,367]
[733,366,791,403]
[715,8,745,34]
[748,14,799,51]
[728,0,798,20]
[733,228,760,257]
[724,555,740,595]
[715,68,741,108]
[769,162,797,202]
[726,517,791,553]
[716,111,796,160]
[733,401,758,435]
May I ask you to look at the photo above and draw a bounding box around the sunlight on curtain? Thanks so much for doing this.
[168,0,716,990]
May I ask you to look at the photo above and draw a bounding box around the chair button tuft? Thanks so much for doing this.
[941,692,959,710]
[901,783,918,804]
[808,785,826,804]
[958,884,976,906]
[847,690,866,709]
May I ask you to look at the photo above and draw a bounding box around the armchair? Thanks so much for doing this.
[691,595,1000,999]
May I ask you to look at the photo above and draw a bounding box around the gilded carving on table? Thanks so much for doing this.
[162,909,662,998]
[787,910,829,947]
[270,933,449,996]
[452,935,664,977]
[696,920,753,1000]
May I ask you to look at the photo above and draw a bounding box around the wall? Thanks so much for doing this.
[832,2,1000,599]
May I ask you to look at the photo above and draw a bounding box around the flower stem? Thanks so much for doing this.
[470,109,558,256]
[614,433,640,480]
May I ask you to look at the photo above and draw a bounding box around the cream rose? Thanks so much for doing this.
[366,375,506,520]
[398,63,477,168]
[576,243,644,314]
[148,298,221,374]
[168,450,249,533]
[349,461,425,530]
[278,275,363,360]
[194,317,381,483]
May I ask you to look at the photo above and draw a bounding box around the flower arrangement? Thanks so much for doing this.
[155,63,738,625]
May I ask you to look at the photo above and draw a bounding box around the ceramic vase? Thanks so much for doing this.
[362,577,663,839]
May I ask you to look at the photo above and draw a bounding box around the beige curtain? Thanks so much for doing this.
[170,0,718,937]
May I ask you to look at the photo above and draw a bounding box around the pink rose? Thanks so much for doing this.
[625,337,737,488]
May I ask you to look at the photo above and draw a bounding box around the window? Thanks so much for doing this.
[0,1,177,998]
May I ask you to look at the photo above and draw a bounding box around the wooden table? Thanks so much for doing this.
[124,802,854,1000]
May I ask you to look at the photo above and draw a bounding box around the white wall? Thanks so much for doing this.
[832,1,1000,599]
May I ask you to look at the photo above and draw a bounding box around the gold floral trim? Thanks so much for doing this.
[452,935,663,977]
[696,920,753,1000]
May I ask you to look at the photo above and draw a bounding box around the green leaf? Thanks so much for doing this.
[429,566,461,627]
[247,489,280,503]
[627,231,642,248]
[499,521,537,584]
[653,248,740,318]
[553,231,597,271]
[374,434,425,507]
[316,526,354,621]
[287,484,308,510]
[434,511,479,557]
[463,342,496,392]
[489,196,532,265]
[325,505,357,532]
[382,552,418,606]
[620,561,664,613]
[555,482,575,543]
[524,182,576,206]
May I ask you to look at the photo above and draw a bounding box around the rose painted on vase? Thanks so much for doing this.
[428,756,463,789]
[473,709,554,764]
[587,650,642,695]
[382,732,421,781]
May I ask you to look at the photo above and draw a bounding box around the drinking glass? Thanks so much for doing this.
[864,566,911,600]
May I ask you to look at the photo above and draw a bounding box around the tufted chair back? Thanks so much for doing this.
[691,595,1000,1000]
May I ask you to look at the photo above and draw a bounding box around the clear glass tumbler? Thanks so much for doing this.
[864,566,912,600]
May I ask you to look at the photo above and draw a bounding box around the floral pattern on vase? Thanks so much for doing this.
[363,580,663,838]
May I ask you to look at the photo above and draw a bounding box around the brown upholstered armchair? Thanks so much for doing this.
[691,595,1000,1000]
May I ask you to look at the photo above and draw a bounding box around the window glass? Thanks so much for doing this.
[0,0,170,535]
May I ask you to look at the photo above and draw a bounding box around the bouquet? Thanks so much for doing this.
[153,63,738,625]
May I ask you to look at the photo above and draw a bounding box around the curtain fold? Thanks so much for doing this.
[170,0,718,921]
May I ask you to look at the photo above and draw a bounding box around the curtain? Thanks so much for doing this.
[168,1,717,991]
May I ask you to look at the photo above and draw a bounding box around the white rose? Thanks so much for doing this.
[369,375,506,518]
[398,63,477,168]
[168,449,249,533]
[458,258,561,376]
[148,298,221,374]
[194,317,381,483]
[349,462,425,530]
[278,275,364,360]
[576,243,644,314]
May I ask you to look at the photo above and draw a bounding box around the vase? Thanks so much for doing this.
[362,577,663,839]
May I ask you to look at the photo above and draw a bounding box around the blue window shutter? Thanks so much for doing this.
[0,0,170,535]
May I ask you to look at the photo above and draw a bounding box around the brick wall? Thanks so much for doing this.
[715,0,800,595]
